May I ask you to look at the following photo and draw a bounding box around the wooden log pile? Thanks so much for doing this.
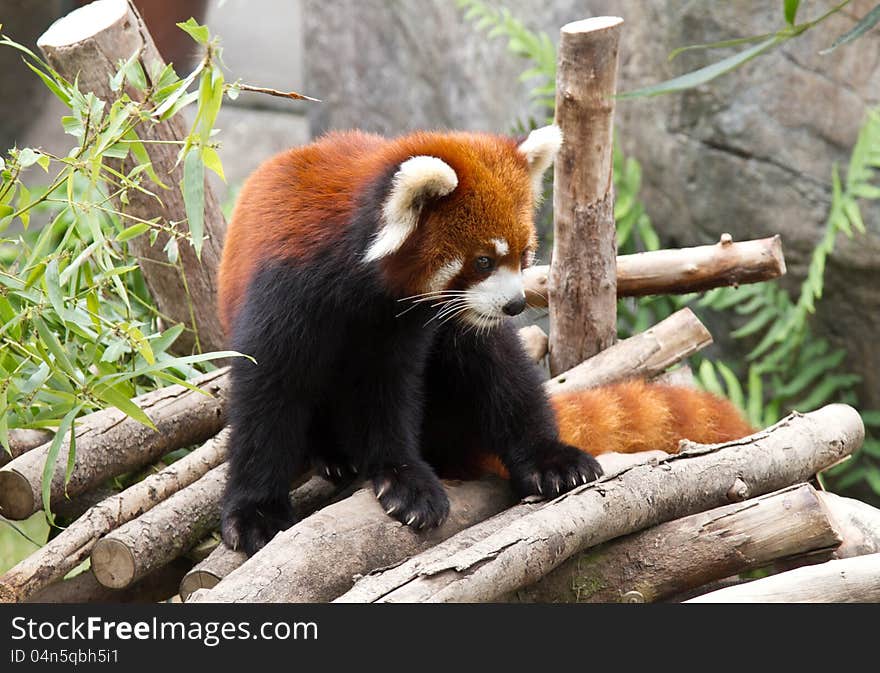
[2,4,878,605]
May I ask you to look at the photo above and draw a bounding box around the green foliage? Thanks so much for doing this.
[455,0,556,113]
[0,21,240,522]
[696,109,880,492]
[457,1,880,498]
[620,0,878,99]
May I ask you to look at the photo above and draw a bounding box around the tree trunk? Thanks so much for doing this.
[0,368,228,520]
[91,463,228,589]
[0,430,226,603]
[38,0,227,354]
[686,553,880,603]
[507,484,840,603]
[524,235,786,307]
[335,404,863,603]
[548,17,622,375]
[544,308,711,395]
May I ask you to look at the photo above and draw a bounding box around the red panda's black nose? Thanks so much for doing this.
[502,296,527,316]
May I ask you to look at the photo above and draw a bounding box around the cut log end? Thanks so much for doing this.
[0,470,36,520]
[179,570,223,600]
[91,537,137,590]
[561,16,624,34]
[37,0,128,48]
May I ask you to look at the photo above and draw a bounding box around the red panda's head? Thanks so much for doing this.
[368,125,562,329]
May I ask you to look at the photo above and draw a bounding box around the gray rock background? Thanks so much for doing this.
[2,0,878,409]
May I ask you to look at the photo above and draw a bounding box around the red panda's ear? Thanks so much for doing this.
[364,156,458,262]
[517,125,563,200]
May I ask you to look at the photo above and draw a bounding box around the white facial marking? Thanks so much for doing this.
[491,238,509,257]
[427,258,464,292]
[364,156,458,262]
[517,125,563,201]
[462,267,525,324]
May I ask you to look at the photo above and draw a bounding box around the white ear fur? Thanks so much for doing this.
[364,156,458,262]
[517,125,563,198]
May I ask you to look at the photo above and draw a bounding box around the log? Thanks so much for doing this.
[185,453,665,601]
[1,429,54,467]
[507,484,841,603]
[517,324,548,363]
[178,475,340,601]
[91,463,228,589]
[25,560,191,604]
[649,364,695,388]
[335,451,666,603]
[524,235,786,307]
[187,479,516,603]
[544,308,711,395]
[335,404,863,603]
[817,491,880,558]
[0,431,226,603]
[686,553,880,603]
[548,17,623,375]
[0,368,228,520]
[38,0,227,354]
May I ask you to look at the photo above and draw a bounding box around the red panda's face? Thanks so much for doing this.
[368,126,562,329]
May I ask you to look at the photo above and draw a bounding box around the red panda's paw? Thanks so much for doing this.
[221,498,298,557]
[371,461,450,530]
[510,442,603,499]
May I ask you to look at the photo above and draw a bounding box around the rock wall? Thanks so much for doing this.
[304,0,880,408]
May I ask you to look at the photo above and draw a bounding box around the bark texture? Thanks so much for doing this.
[1,430,54,467]
[544,308,711,395]
[336,405,863,603]
[548,17,622,375]
[0,430,227,603]
[508,484,840,603]
[38,0,227,353]
[687,553,880,603]
[524,235,786,307]
[0,368,228,520]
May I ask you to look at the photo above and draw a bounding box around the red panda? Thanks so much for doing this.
[217,126,753,555]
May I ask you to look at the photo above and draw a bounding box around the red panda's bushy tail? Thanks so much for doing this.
[474,380,754,479]
[551,379,755,456]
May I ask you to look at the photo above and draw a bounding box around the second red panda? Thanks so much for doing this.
[217,125,752,555]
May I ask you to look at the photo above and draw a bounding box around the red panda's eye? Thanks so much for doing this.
[475,256,494,272]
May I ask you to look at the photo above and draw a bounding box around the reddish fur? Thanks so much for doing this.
[477,381,755,478]
[218,130,535,333]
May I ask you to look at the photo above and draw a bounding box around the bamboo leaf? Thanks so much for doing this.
[91,382,156,429]
[784,0,800,25]
[41,404,80,524]
[618,37,781,99]
[176,18,210,45]
[821,3,880,54]
[182,149,205,258]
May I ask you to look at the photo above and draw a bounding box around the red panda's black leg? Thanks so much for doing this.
[332,337,450,530]
[424,321,602,497]
[221,357,309,555]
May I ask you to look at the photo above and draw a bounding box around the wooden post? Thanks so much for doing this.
[37,0,227,354]
[549,17,623,375]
